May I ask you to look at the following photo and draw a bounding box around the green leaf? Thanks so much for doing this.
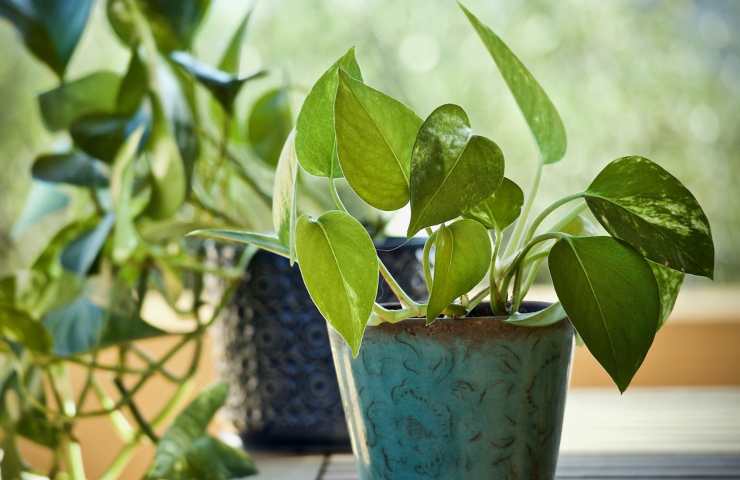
[585,156,714,278]
[548,236,660,392]
[11,182,70,237]
[188,230,289,258]
[38,71,121,131]
[32,151,109,188]
[117,48,148,115]
[295,211,378,355]
[650,262,684,328]
[218,8,251,74]
[111,128,145,263]
[43,295,166,357]
[170,51,266,113]
[0,305,51,353]
[0,0,93,78]
[407,104,504,235]
[427,219,491,322]
[248,87,293,167]
[460,3,566,165]
[182,437,257,480]
[272,130,298,264]
[145,95,186,219]
[560,211,602,237]
[335,69,421,211]
[148,383,234,479]
[107,0,211,53]
[60,213,115,275]
[463,177,523,231]
[70,109,149,164]
[295,47,363,177]
[506,302,566,327]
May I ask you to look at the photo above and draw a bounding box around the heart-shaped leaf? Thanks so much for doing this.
[38,71,121,131]
[145,96,186,219]
[506,302,567,327]
[170,51,266,113]
[60,213,115,275]
[295,211,378,355]
[272,131,298,264]
[107,0,211,53]
[407,104,504,235]
[585,156,714,278]
[70,109,150,164]
[188,230,289,258]
[295,48,363,178]
[650,262,683,328]
[335,69,421,211]
[0,0,93,78]
[248,88,293,167]
[460,3,566,165]
[218,8,251,74]
[463,177,523,231]
[32,151,109,188]
[427,219,491,321]
[179,436,257,480]
[549,236,660,392]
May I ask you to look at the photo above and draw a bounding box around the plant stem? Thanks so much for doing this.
[328,177,348,213]
[505,161,543,258]
[379,260,418,310]
[113,378,158,443]
[489,228,506,314]
[92,380,134,442]
[522,193,584,245]
[65,440,86,480]
[499,232,565,306]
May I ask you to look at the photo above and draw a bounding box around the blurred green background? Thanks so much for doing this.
[1,0,738,282]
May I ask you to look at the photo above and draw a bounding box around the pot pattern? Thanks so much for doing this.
[330,306,574,479]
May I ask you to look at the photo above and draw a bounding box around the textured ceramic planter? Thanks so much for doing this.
[216,238,427,450]
[329,301,574,479]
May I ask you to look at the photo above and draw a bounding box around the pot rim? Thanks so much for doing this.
[372,300,556,325]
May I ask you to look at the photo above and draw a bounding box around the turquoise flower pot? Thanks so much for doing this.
[329,302,574,480]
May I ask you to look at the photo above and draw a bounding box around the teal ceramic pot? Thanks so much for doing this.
[329,302,574,480]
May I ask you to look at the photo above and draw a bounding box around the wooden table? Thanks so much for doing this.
[244,388,740,479]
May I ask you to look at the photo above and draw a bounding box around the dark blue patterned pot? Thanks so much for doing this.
[217,238,426,450]
[329,301,574,479]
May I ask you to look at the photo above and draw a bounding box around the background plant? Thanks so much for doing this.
[0,0,315,478]
[196,3,714,394]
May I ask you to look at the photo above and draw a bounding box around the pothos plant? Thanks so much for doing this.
[0,0,300,478]
[196,2,715,396]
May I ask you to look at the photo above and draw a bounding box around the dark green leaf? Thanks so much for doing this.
[218,9,251,74]
[107,0,211,52]
[148,382,230,479]
[182,437,257,480]
[38,71,121,131]
[117,47,148,115]
[295,211,378,355]
[460,3,566,164]
[145,95,186,219]
[585,156,714,278]
[407,104,504,235]
[463,177,523,231]
[170,51,266,113]
[0,431,24,479]
[295,47,363,177]
[11,182,70,237]
[335,70,421,210]
[60,213,115,275]
[32,151,109,188]
[0,0,93,78]
[427,219,491,322]
[650,262,684,328]
[272,130,298,264]
[70,108,149,164]
[248,87,293,167]
[549,236,660,391]
[506,302,566,327]
[188,230,289,258]
[0,305,50,353]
